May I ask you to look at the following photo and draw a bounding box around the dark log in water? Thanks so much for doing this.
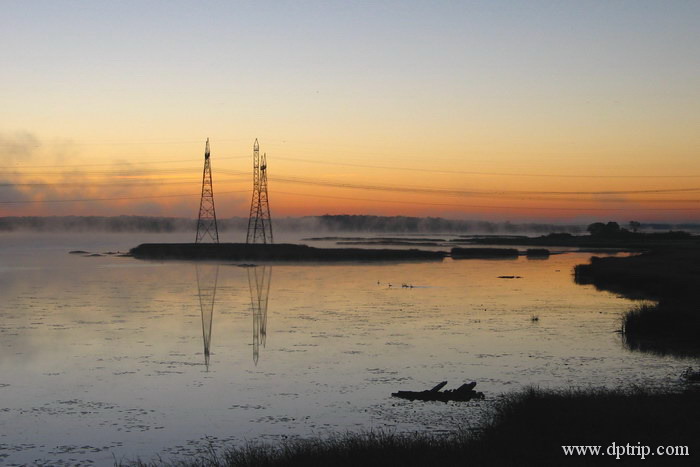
[129,243,446,262]
[392,381,485,402]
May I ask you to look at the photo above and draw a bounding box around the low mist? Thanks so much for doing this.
[0,214,592,235]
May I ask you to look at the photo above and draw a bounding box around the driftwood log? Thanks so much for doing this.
[681,367,700,382]
[392,381,484,402]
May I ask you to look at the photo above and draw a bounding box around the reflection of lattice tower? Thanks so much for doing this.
[195,138,219,243]
[248,265,271,365]
[196,263,219,370]
[246,139,274,244]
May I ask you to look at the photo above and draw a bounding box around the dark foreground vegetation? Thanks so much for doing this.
[130,243,445,262]
[124,387,700,466]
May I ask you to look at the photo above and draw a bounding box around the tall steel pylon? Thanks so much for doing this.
[195,138,219,243]
[246,138,273,243]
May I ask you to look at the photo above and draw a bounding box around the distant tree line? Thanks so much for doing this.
[586,221,692,239]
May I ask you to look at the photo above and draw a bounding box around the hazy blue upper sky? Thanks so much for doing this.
[2,1,700,220]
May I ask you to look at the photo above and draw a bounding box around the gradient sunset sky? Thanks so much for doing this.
[2,1,699,221]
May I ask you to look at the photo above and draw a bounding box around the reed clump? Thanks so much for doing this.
[622,302,700,356]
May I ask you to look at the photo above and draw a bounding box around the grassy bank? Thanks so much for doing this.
[573,249,700,300]
[124,387,700,466]
[574,248,700,356]
[622,303,700,357]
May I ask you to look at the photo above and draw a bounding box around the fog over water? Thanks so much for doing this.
[0,215,588,236]
[0,232,691,465]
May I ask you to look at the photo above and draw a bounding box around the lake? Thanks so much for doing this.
[0,232,690,466]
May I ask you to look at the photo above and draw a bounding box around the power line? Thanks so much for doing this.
[2,168,200,177]
[5,153,700,179]
[5,185,700,211]
[222,170,700,197]
[0,155,249,170]
[274,190,700,212]
[0,177,247,188]
[0,189,248,204]
[6,168,700,202]
[4,178,700,204]
[0,138,251,148]
[272,155,700,179]
[8,175,700,203]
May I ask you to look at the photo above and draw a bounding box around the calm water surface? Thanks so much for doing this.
[0,233,690,465]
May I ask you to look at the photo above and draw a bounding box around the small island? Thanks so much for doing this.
[129,243,446,262]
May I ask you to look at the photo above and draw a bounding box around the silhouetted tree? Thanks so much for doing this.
[587,222,607,236]
[587,221,622,237]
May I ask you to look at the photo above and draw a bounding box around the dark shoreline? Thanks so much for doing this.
[464,230,698,249]
[574,247,700,356]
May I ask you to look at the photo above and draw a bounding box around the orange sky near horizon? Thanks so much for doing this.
[2,2,700,223]
[3,134,700,222]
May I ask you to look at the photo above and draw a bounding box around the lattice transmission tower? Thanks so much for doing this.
[246,138,274,243]
[195,138,219,243]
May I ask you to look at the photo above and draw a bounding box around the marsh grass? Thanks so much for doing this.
[622,302,700,357]
[121,387,700,466]
[575,249,700,357]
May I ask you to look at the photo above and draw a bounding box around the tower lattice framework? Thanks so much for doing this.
[195,138,219,243]
[246,138,273,243]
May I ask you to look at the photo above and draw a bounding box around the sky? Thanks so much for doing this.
[2,0,700,222]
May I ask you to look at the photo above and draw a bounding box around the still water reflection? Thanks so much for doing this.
[196,264,272,368]
[196,264,218,370]
[249,266,271,366]
[0,233,692,466]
